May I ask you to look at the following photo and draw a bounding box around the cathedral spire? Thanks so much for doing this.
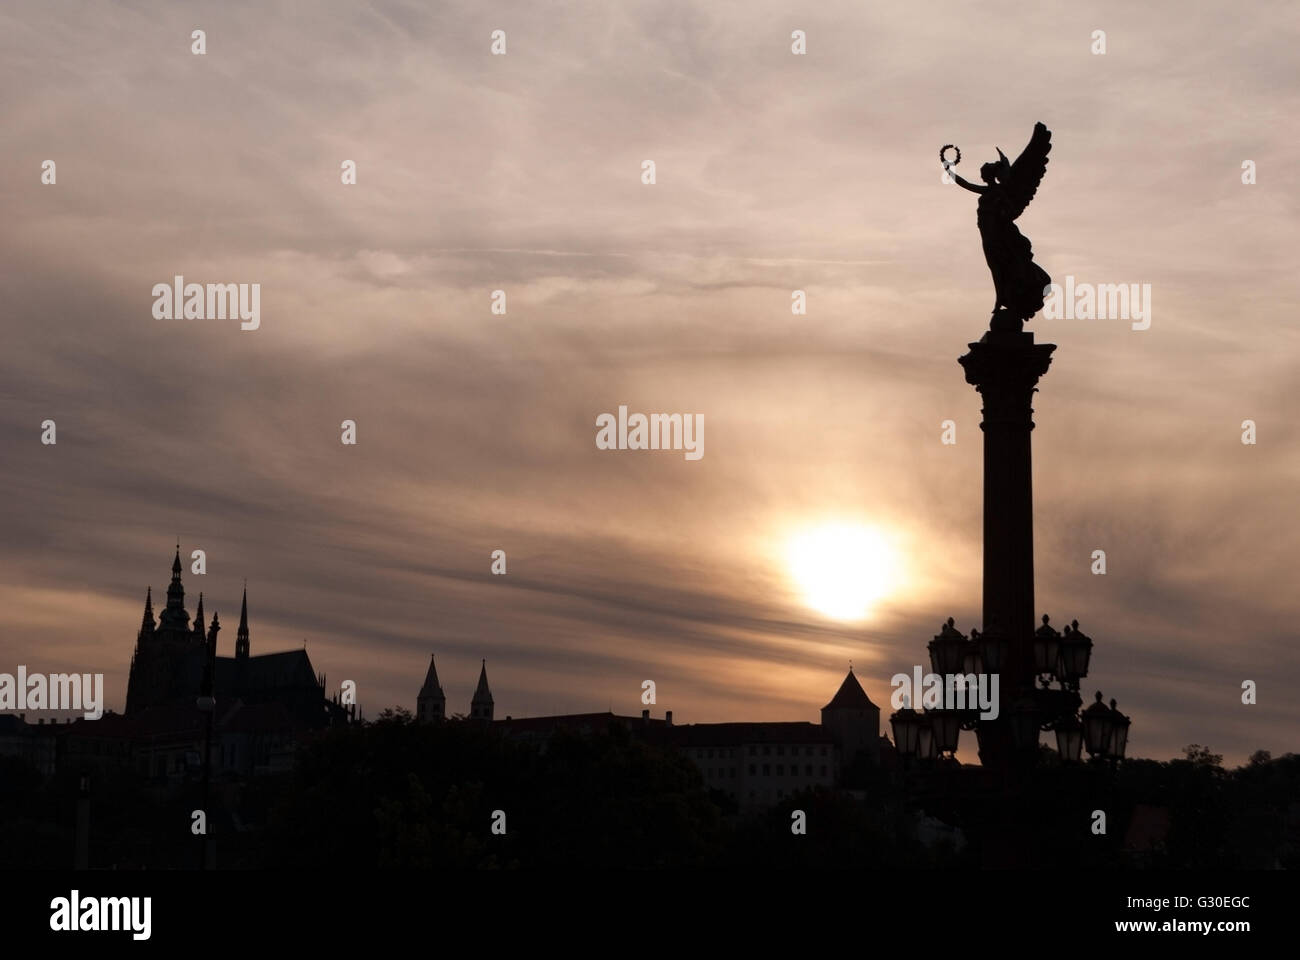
[470,659,494,721]
[193,593,205,640]
[235,587,250,660]
[138,587,156,638]
[159,546,191,633]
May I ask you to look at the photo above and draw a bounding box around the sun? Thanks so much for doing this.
[786,523,899,621]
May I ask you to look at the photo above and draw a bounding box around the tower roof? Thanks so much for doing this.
[419,654,445,698]
[472,659,493,704]
[159,546,190,633]
[235,586,251,659]
[822,668,877,711]
[139,587,156,636]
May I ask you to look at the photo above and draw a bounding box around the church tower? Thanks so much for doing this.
[416,654,446,722]
[158,547,191,635]
[126,547,200,716]
[235,587,250,660]
[470,660,494,721]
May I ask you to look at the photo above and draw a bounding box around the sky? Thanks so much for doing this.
[1,0,1297,765]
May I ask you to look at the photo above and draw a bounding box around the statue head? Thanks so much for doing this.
[982,147,1012,185]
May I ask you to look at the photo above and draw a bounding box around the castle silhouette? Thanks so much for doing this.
[414,653,886,810]
[49,547,352,781]
[5,547,884,805]
[126,548,345,728]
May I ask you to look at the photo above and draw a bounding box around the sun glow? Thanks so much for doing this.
[786,523,899,621]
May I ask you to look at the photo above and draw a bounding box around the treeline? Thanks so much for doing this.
[0,716,1294,869]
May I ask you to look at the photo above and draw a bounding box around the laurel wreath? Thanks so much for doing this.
[940,144,961,166]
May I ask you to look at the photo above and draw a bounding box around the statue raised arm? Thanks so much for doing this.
[945,122,1053,332]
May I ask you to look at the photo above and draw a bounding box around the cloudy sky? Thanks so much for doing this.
[2,0,1297,764]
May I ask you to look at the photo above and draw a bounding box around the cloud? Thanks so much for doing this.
[1,0,1296,764]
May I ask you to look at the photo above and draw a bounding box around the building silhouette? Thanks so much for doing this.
[470,660,494,721]
[416,654,446,722]
[415,660,883,809]
[820,667,882,766]
[126,548,340,730]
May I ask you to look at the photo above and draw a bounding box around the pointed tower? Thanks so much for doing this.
[470,660,494,721]
[201,612,221,700]
[126,587,158,716]
[417,654,447,723]
[138,587,156,640]
[158,546,191,634]
[192,593,205,642]
[235,587,250,660]
[820,667,881,766]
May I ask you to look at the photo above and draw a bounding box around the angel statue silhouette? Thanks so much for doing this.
[943,122,1052,332]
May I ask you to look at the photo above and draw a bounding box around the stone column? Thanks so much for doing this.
[958,328,1055,754]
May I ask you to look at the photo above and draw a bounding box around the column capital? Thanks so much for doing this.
[959,331,1056,428]
[958,329,1056,391]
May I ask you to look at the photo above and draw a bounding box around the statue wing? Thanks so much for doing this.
[1004,122,1052,220]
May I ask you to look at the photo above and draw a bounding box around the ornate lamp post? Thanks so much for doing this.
[1081,692,1112,759]
[929,709,964,758]
[1054,714,1083,763]
[890,705,923,760]
[1032,615,1061,678]
[917,718,938,762]
[1057,620,1093,689]
[1104,697,1131,762]
[929,618,968,676]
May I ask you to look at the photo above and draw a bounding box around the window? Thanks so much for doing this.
[776,764,784,775]
[707,748,714,759]
[762,764,770,775]
[748,764,756,775]
[820,765,827,776]
[806,746,813,756]
[805,764,813,776]
[820,746,828,756]
[749,745,756,756]
[777,745,785,756]
[763,745,771,756]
